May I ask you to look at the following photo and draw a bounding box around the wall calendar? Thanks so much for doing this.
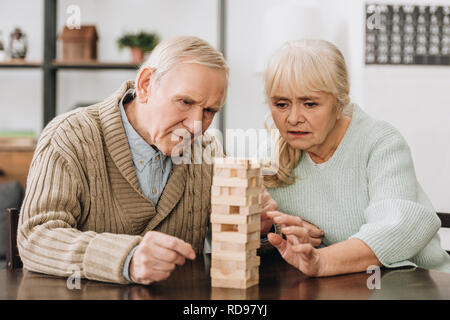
[365,4,450,65]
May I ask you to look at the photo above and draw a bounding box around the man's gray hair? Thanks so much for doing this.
[135,36,229,90]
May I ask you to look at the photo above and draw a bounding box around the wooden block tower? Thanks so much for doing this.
[210,157,263,289]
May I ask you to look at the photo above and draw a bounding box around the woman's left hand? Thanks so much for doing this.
[266,211,323,277]
[260,185,278,236]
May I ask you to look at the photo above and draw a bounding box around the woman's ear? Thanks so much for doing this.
[135,67,155,104]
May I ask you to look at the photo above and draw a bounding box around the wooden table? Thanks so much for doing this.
[1,251,450,300]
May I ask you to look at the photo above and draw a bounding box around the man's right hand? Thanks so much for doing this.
[129,231,196,285]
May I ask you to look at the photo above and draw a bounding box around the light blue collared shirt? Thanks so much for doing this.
[118,91,172,205]
[118,90,172,282]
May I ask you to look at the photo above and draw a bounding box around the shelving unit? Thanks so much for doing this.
[1,0,226,133]
[52,60,139,70]
[0,61,43,68]
[0,0,138,129]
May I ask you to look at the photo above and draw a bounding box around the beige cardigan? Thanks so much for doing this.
[18,81,220,284]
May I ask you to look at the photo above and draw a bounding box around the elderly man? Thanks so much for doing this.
[18,36,231,285]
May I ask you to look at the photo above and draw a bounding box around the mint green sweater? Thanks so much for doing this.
[266,104,450,273]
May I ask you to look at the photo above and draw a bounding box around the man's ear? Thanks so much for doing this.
[136,67,155,104]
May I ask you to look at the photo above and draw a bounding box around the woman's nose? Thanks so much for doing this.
[287,105,306,126]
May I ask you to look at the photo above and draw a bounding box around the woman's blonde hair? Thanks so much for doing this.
[263,39,350,188]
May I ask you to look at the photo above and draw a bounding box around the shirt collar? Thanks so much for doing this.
[118,90,167,172]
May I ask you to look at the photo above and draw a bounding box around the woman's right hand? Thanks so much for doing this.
[299,220,324,248]
[267,210,324,248]
[266,211,324,276]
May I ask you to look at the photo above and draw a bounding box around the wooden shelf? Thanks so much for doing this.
[0,60,139,70]
[52,60,139,70]
[0,61,43,68]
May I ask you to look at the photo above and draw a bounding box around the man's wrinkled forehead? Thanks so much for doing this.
[162,63,226,104]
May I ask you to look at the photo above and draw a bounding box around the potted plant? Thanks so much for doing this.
[117,31,159,64]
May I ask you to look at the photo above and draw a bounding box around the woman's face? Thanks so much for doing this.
[269,82,341,152]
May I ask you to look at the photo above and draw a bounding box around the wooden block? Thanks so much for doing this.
[211,195,248,206]
[211,265,259,280]
[247,168,262,177]
[212,176,250,187]
[211,204,240,214]
[211,220,260,234]
[211,186,231,196]
[234,168,261,178]
[211,239,260,252]
[213,168,262,182]
[248,214,260,224]
[214,157,250,165]
[211,204,261,216]
[211,255,260,270]
[247,193,263,206]
[213,223,257,233]
[214,167,262,178]
[211,185,221,196]
[214,157,261,168]
[210,213,260,225]
[237,221,260,234]
[238,204,262,215]
[211,193,263,206]
[211,214,248,224]
[211,274,259,289]
[214,167,232,177]
[249,176,262,188]
[211,223,221,233]
[212,231,259,243]
[228,186,262,197]
[210,286,259,299]
[220,186,230,196]
[211,249,257,261]
[229,186,247,196]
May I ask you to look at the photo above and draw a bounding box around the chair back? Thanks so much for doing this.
[437,212,450,255]
[5,208,22,270]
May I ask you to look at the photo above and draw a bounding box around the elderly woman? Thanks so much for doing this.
[261,39,450,277]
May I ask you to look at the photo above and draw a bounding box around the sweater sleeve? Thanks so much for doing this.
[348,127,441,269]
[18,141,142,284]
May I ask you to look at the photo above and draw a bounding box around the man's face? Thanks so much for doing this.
[138,62,227,156]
